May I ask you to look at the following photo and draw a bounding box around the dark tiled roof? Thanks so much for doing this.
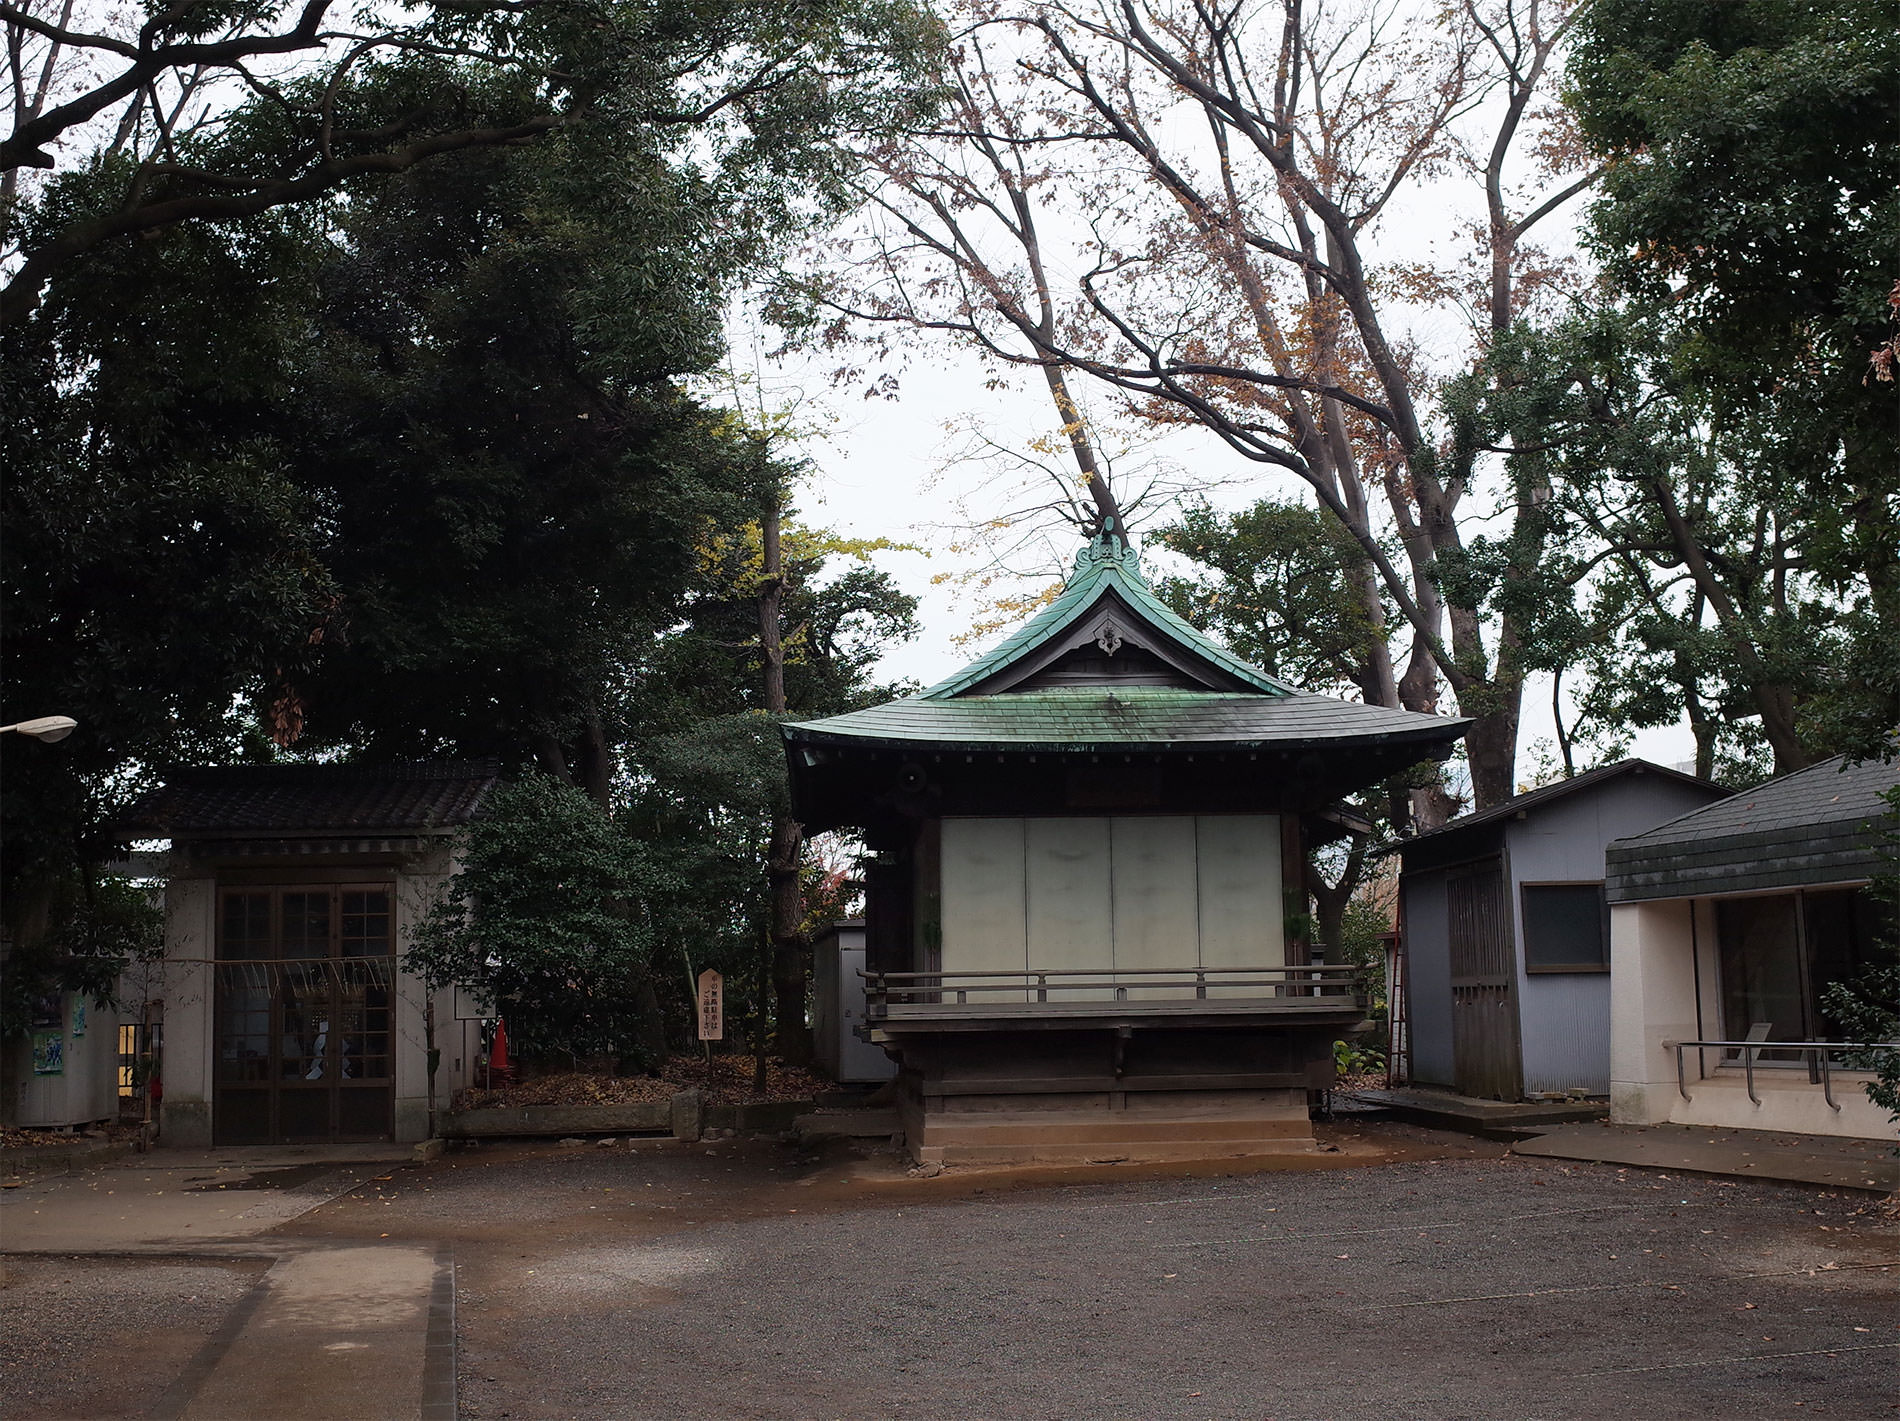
[1396,759,1726,857]
[1606,755,1900,902]
[122,760,500,837]
[785,687,1464,751]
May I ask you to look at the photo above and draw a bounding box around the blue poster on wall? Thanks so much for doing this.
[72,1000,87,1038]
[31,1031,64,1075]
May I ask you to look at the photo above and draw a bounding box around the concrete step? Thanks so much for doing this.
[920,1138,1317,1166]
[919,1111,1307,1148]
[1347,1088,1606,1135]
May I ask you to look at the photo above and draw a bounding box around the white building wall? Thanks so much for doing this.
[4,996,120,1128]
[159,874,217,1147]
[1508,778,1726,1095]
[393,853,456,1142]
[1611,898,1892,1140]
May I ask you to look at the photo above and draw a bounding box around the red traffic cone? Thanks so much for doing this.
[489,1017,514,1087]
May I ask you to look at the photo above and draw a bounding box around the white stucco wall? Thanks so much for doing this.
[1509,777,1727,1095]
[3,995,120,1128]
[158,875,218,1147]
[1611,898,1895,1140]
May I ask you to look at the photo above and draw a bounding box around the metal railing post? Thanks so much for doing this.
[1674,1042,1689,1103]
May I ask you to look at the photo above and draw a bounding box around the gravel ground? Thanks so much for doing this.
[0,1255,267,1419]
[279,1126,1900,1421]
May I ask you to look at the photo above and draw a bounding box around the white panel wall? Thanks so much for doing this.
[940,818,1029,986]
[1026,818,1114,999]
[938,815,1282,995]
[1197,816,1284,992]
[1111,817,1201,998]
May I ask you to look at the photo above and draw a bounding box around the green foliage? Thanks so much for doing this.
[1151,500,1385,700]
[1545,0,1900,771]
[408,777,656,1063]
[1819,784,1900,1127]
[5,0,948,318]
[0,876,163,1040]
[1333,1037,1387,1078]
[1,3,937,1022]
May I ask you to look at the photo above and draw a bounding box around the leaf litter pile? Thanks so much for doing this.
[456,1055,831,1111]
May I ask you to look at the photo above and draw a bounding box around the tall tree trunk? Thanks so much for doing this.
[759,486,811,1065]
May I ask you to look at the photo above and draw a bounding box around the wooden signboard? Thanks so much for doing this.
[696,969,724,1042]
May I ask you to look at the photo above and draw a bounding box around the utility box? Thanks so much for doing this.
[812,920,896,1084]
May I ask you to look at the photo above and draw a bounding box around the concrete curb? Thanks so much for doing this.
[421,1245,457,1421]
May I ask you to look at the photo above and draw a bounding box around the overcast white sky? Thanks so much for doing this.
[708,4,1703,791]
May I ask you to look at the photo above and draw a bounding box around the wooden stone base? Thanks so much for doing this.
[882,1024,1336,1166]
[902,1089,1316,1165]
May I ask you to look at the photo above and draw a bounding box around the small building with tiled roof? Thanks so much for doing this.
[783,530,1468,1165]
[119,761,500,1147]
[1604,754,1898,1140]
[1393,760,1730,1102]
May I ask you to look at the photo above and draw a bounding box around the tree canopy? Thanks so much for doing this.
[0,0,935,1040]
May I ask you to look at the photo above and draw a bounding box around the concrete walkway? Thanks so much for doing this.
[0,1144,414,1253]
[150,1245,454,1421]
[1511,1120,1900,1192]
[2,1146,451,1420]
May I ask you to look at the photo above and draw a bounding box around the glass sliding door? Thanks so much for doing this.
[213,884,396,1144]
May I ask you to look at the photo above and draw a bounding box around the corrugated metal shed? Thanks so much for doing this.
[1605,755,1898,902]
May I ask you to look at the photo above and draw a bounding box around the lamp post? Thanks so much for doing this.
[0,716,77,742]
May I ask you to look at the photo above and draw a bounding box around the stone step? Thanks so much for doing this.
[918,1110,1308,1148]
[918,1137,1318,1166]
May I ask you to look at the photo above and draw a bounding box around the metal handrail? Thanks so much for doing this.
[863,964,1362,1011]
[1664,1038,1898,1112]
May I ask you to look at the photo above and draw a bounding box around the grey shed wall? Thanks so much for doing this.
[1504,776,1722,1094]
[1401,767,1729,1097]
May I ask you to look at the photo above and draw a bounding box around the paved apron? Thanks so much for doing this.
[154,1244,454,1421]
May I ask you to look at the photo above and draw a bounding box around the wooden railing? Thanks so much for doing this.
[863,964,1365,1020]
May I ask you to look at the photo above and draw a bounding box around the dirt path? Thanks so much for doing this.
[268,1120,1898,1421]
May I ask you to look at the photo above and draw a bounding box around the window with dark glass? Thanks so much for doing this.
[1520,883,1608,972]
[1717,887,1886,1046]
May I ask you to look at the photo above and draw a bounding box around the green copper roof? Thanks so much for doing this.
[785,529,1468,758]
[919,532,1295,699]
[785,687,1466,751]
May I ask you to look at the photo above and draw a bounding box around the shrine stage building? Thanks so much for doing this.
[783,532,1467,1165]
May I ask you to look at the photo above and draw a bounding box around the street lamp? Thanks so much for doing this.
[0,716,78,742]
